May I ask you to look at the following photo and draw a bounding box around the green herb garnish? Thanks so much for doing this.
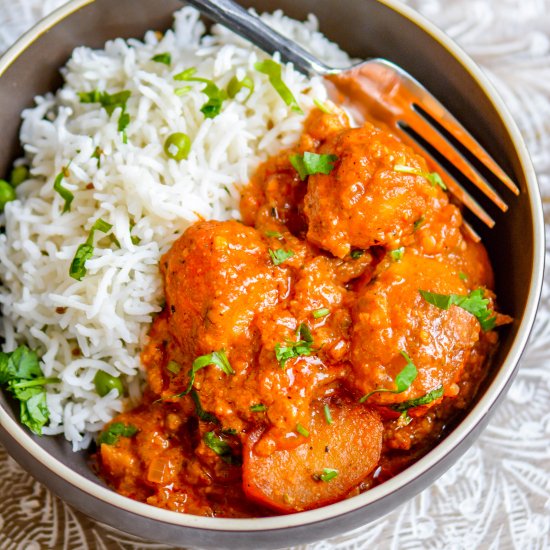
[289,152,338,180]
[296,423,309,437]
[97,422,138,446]
[190,389,218,423]
[274,323,315,368]
[350,249,364,259]
[69,218,113,281]
[359,350,418,402]
[203,431,240,465]
[227,75,254,101]
[392,385,445,412]
[390,247,405,262]
[413,216,425,231]
[265,230,283,239]
[79,89,131,141]
[313,99,332,113]
[174,67,228,118]
[313,308,330,319]
[394,164,447,190]
[269,247,294,266]
[419,288,497,331]
[0,346,59,435]
[166,360,181,374]
[314,468,338,482]
[459,272,468,281]
[250,403,267,412]
[178,349,234,396]
[53,166,73,213]
[151,52,172,66]
[323,403,333,424]
[254,59,303,114]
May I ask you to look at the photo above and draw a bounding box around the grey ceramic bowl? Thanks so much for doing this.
[0,0,544,548]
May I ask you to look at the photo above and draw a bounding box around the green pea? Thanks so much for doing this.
[10,165,29,187]
[0,180,16,211]
[164,132,191,161]
[94,370,123,397]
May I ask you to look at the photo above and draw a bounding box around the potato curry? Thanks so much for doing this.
[96,107,507,517]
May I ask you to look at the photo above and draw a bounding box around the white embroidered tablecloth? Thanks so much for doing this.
[0,1,549,548]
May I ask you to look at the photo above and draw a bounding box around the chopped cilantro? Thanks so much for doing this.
[289,152,338,180]
[390,247,405,262]
[53,165,73,213]
[296,423,309,437]
[69,218,113,281]
[227,75,254,101]
[174,67,228,118]
[314,468,338,482]
[97,422,138,446]
[250,403,267,412]
[392,385,445,412]
[359,350,418,402]
[151,52,171,66]
[323,403,333,424]
[203,431,241,465]
[79,89,131,141]
[0,346,59,435]
[350,249,364,259]
[394,164,447,190]
[269,247,294,266]
[254,59,303,114]
[313,308,330,319]
[178,349,234,396]
[419,288,497,331]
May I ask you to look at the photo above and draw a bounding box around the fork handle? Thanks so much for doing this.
[183,0,334,75]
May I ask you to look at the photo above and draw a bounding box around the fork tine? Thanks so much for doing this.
[389,123,496,229]
[400,108,509,212]
[403,86,520,196]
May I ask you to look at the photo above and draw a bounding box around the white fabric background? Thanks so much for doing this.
[0,1,549,549]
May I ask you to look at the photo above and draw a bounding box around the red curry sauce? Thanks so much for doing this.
[96,107,507,517]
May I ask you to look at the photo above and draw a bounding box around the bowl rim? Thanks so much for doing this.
[0,0,545,533]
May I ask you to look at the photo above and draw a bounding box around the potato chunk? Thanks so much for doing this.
[350,254,481,407]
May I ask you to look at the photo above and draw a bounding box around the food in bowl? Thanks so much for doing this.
[0,5,509,518]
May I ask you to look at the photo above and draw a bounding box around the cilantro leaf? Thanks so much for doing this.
[289,152,338,180]
[274,323,316,367]
[313,468,338,482]
[254,59,303,114]
[97,422,138,446]
[390,247,404,262]
[203,431,241,465]
[392,385,445,412]
[269,247,294,266]
[79,89,131,140]
[394,164,447,191]
[174,68,228,118]
[359,350,418,402]
[190,389,218,423]
[227,75,254,101]
[178,349,234,396]
[53,166,74,213]
[0,346,58,434]
[69,218,113,281]
[151,52,171,66]
[419,288,497,331]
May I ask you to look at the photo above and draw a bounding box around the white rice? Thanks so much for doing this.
[0,7,351,450]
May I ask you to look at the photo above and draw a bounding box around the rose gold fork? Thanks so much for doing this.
[185,0,519,239]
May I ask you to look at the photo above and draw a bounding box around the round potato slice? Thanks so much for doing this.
[242,400,383,513]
